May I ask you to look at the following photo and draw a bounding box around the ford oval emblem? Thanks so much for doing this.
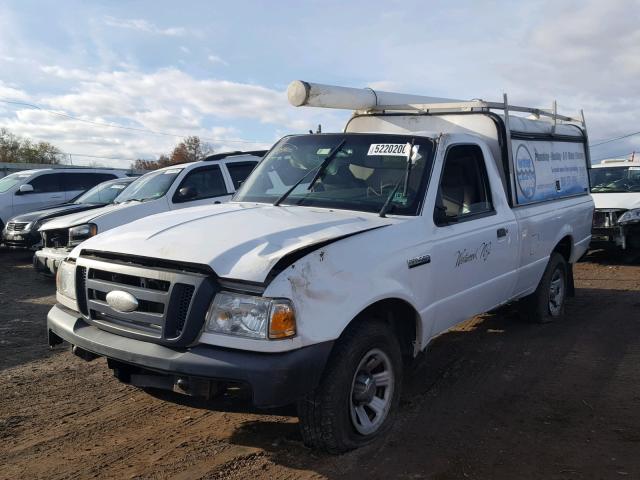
[106,290,139,313]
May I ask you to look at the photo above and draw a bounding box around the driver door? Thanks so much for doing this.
[428,143,519,334]
[13,173,66,216]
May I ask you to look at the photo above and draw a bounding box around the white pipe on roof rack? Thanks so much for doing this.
[287,80,584,125]
[287,80,463,110]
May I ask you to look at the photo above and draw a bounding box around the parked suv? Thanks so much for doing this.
[2,177,135,249]
[0,168,127,232]
[34,151,264,275]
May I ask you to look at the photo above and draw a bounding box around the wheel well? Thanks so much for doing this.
[347,299,419,358]
[553,235,573,263]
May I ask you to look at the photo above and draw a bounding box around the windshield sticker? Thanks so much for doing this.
[367,143,418,156]
[163,169,182,174]
[111,185,126,189]
[629,167,640,171]
[393,192,408,204]
[316,148,331,155]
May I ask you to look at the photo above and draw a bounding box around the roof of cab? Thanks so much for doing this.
[203,150,267,161]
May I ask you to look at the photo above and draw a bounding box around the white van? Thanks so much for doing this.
[0,168,127,231]
[590,158,640,250]
[34,151,264,274]
[47,82,593,453]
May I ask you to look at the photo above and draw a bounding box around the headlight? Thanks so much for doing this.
[23,220,41,233]
[68,223,97,246]
[205,292,296,340]
[56,260,77,301]
[618,208,640,225]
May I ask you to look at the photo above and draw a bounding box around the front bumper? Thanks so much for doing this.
[47,304,333,408]
[2,230,40,249]
[34,248,70,275]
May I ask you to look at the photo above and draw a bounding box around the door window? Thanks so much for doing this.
[226,161,258,190]
[62,173,117,192]
[28,173,64,193]
[434,145,493,225]
[173,166,228,203]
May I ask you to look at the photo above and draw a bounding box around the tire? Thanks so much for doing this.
[522,252,568,323]
[297,319,403,453]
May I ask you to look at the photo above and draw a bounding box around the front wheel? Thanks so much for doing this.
[522,252,568,323]
[297,320,402,453]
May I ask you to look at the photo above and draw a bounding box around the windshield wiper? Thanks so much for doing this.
[273,139,346,207]
[379,181,402,218]
[306,139,346,191]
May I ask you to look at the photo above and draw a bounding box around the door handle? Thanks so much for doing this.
[497,228,508,238]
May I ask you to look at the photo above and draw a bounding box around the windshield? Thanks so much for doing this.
[234,134,434,215]
[74,180,133,205]
[115,168,182,203]
[0,172,31,193]
[590,166,640,193]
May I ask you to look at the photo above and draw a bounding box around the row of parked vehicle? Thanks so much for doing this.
[1,151,265,273]
[1,80,639,454]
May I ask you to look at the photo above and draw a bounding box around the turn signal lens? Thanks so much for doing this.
[269,302,296,339]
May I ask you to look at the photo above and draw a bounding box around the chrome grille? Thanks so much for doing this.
[6,221,29,232]
[593,209,626,228]
[76,256,206,343]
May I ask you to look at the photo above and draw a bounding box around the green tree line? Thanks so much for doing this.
[0,128,62,164]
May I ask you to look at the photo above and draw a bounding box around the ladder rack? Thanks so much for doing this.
[287,80,585,127]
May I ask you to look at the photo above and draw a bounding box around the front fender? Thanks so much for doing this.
[264,231,423,349]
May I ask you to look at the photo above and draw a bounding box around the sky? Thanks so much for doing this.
[0,0,639,168]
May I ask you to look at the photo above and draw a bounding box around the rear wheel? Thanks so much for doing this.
[522,252,568,323]
[297,319,402,453]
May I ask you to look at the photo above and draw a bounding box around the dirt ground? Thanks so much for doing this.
[0,249,639,480]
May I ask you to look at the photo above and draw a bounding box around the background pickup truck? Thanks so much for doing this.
[46,81,593,453]
[589,158,640,250]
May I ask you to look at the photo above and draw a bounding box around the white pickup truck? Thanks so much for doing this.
[34,151,264,275]
[47,82,593,453]
[590,158,640,250]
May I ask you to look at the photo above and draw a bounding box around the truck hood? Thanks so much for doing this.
[76,202,392,283]
[592,192,640,210]
[11,203,103,224]
[40,201,150,231]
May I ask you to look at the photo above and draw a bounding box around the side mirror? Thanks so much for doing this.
[17,184,34,195]
[176,186,197,201]
[434,204,457,226]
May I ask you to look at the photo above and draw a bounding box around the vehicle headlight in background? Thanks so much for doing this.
[68,224,97,246]
[56,260,77,301]
[23,220,41,233]
[618,209,640,225]
[205,292,296,340]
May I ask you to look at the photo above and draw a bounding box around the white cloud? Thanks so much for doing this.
[0,81,29,101]
[207,54,228,66]
[1,66,346,167]
[104,16,186,36]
